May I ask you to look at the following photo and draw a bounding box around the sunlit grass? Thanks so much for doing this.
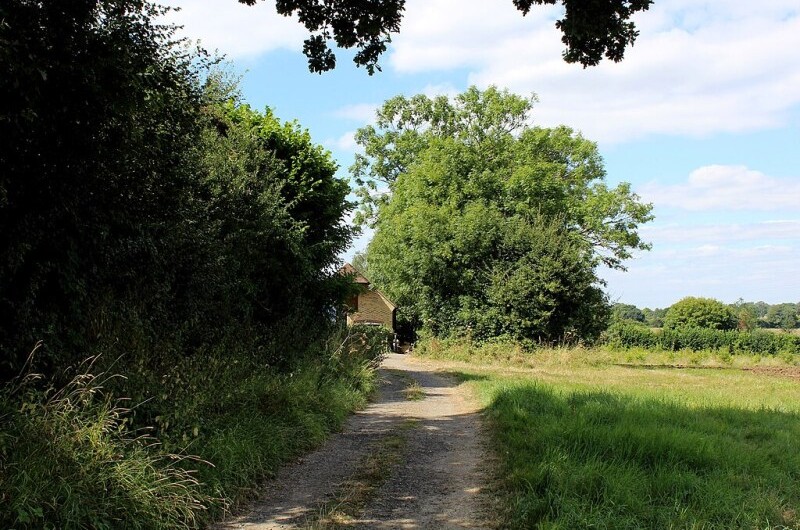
[417,341,800,528]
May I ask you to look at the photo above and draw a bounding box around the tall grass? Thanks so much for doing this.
[1,325,387,529]
[416,335,800,369]
[1,356,210,529]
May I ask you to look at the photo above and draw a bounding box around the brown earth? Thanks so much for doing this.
[746,366,800,380]
[214,353,496,529]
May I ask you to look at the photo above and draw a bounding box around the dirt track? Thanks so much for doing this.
[215,353,494,529]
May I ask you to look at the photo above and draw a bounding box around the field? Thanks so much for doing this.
[417,341,800,529]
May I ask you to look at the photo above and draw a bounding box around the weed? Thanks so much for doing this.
[0,357,211,530]
[403,380,425,401]
[1,325,386,528]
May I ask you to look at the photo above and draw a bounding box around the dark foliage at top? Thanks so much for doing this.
[0,0,353,380]
[237,0,653,73]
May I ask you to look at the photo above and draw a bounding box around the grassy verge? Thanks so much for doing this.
[417,340,800,529]
[0,326,386,529]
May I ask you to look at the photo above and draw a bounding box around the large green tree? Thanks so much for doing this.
[663,297,736,331]
[765,303,798,331]
[238,0,654,73]
[354,87,652,343]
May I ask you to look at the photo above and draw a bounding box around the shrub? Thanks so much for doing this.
[605,321,800,355]
[663,297,736,331]
[605,321,659,350]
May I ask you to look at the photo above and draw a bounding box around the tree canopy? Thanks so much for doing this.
[612,303,645,323]
[354,87,653,343]
[765,303,798,331]
[238,0,654,73]
[0,0,354,378]
[663,297,736,331]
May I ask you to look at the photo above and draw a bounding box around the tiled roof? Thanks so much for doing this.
[339,263,370,285]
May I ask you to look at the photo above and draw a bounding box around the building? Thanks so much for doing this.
[340,263,397,334]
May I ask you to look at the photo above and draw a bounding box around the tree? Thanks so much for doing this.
[238,0,654,73]
[612,303,645,323]
[0,1,356,378]
[354,87,651,343]
[0,0,210,376]
[731,298,758,331]
[197,97,354,337]
[354,87,653,268]
[765,304,798,331]
[641,307,666,327]
[351,251,371,279]
[663,297,736,331]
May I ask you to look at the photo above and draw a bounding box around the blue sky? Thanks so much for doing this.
[165,0,800,309]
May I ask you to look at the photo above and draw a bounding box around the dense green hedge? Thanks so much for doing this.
[0,1,355,379]
[605,322,800,355]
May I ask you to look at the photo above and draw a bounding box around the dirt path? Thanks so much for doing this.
[215,353,494,529]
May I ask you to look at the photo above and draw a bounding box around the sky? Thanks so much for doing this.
[164,0,800,309]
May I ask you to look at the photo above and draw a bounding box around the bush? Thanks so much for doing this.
[663,297,736,331]
[605,322,800,355]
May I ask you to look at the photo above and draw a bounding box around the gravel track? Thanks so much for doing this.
[215,353,494,529]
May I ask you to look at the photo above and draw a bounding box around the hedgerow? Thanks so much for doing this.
[605,322,800,355]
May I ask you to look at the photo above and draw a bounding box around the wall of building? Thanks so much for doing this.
[346,290,394,331]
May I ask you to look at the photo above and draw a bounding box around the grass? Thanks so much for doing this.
[0,327,386,529]
[417,340,800,529]
[403,380,425,401]
[0,364,211,529]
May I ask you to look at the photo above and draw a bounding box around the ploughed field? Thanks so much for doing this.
[418,344,800,529]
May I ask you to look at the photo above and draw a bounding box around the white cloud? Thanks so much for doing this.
[420,82,462,99]
[642,220,800,244]
[602,242,800,307]
[641,165,800,211]
[389,0,800,143]
[332,103,378,123]
[162,1,305,58]
[324,131,358,152]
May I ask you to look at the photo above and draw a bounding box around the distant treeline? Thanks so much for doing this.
[612,300,800,330]
[606,297,800,356]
